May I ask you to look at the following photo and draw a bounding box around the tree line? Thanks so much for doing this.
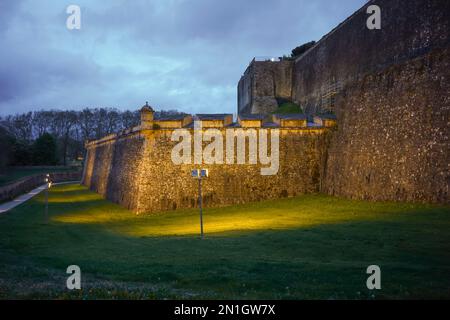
[0,108,183,170]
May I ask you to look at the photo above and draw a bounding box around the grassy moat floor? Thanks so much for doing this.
[0,184,449,299]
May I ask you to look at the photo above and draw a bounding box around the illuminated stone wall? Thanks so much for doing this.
[83,132,146,211]
[83,127,332,214]
[84,0,449,211]
[324,48,449,204]
[235,0,449,204]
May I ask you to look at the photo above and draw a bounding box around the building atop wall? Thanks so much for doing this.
[237,57,293,115]
[238,0,450,116]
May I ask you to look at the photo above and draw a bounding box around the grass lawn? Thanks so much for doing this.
[0,184,449,299]
[0,166,80,186]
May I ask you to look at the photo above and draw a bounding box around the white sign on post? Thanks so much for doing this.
[191,169,200,178]
[200,169,208,178]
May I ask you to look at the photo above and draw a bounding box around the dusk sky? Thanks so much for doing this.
[0,0,366,116]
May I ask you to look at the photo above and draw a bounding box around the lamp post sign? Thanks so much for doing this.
[191,168,208,238]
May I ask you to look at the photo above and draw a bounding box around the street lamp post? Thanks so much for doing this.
[44,174,52,224]
[192,169,209,238]
[198,176,203,238]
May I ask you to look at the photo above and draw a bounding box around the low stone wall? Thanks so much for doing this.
[0,172,82,203]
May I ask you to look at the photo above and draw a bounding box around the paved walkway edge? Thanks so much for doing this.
[0,181,81,214]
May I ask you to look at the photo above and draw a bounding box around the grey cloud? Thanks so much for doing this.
[0,0,366,115]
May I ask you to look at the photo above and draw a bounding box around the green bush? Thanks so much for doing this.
[11,140,33,166]
[32,133,58,165]
[273,102,303,114]
[291,41,316,58]
[0,127,14,172]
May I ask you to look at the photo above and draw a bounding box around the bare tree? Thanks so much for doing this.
[58,111,78,166]
[78,108,95,141]
[105,108,121,133]
[2,106,185,166]
[3,112,33,142]
[121,110,140,129]
[32,110,53,138]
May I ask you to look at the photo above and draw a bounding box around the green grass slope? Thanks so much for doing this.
[0,184,449,299]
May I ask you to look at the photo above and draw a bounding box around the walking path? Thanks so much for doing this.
[0,181,80,214]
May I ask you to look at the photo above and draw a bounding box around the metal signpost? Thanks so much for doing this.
[191,169,208,238]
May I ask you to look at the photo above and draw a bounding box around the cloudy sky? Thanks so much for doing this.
[0,0,366,115]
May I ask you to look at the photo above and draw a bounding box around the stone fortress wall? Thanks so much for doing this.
[83,112,335,214]
[239,0,450,116]
[83,129,145,211]
[237,0,449,204]
[324,48,449,203]
[291,0,450,115]
[84,0,449,213]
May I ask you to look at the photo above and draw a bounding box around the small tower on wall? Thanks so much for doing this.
[140,101,154,130]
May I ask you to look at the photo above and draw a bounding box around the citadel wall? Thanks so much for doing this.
[136,127,330,213]
[84,0,449,211]
[83,130,146,211]
[324,48,449,204]
[291,0,450,114]
[83,125,332,214]
[235,0,449,204]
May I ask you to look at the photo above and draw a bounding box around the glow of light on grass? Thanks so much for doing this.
[53,210,336,237]
[51,202,361,237]
[37,193,101,203]
[118,216,313,237]
[48,184,438,238]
